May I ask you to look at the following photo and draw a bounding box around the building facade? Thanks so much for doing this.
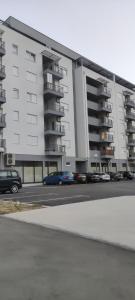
[0,16,135,182]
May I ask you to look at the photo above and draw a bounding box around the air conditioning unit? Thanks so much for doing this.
[6,153,15,166]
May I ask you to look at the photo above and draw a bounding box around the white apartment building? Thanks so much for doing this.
[0,16,135,183]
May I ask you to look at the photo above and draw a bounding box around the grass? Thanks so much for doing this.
[0,200,42,215]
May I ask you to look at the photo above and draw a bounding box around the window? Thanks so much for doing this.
[12,44,18,55]
[26,50,36,62]
[27,114,37,124]
[27,92,37,103]
[13,133,20,144]
[12,66,19,77]
[27,135,38,146]
[13,111,19,121]
[66,162,71,166]
[26,71,36,82]
[11,171,18,178]
[13,88,19,99]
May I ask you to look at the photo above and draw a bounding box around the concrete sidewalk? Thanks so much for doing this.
[5,196,135,251]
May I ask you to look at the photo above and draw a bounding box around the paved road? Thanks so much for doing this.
[0,180,135,206]
[1,217,135,300]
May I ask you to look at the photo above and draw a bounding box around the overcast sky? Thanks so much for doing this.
[1,0,135,83]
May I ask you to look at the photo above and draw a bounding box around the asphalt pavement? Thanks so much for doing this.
[0,180,135,206]
[1,217,135,300]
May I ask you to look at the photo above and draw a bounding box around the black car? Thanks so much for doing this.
[73,173,87,184]
[108,172,123,181]
[86,172,101,183]
[0,169,22,193]
[123,171,134,180]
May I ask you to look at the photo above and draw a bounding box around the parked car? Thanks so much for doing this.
[43,171,75,185]
[108,172,123,181]
[122,171,134,180]
[0,169,22,193]
[98,173,110,182]
[86,172,101,183]
[73,173,87,184]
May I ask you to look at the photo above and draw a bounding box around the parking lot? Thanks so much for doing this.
[0,180,135,206]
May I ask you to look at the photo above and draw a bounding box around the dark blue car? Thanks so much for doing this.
[43,171,75,185]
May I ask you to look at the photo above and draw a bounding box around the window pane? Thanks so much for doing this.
[24,166,34,183]
[27,135,38,146]
[26,50,36,62]
[27,92,37,103]
[35,164,42,182]
[27,114,37,124]
[26,71,36,82]
[13,66,19,76]
[13,89,19,99]
[12,44,18,55]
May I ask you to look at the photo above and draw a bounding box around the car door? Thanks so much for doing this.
[46,172,55,184]
[0,170,9,191]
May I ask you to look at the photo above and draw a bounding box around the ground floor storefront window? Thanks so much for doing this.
[15,161,58,183]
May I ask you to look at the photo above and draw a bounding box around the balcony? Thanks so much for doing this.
[128,151,135,160]
[0,114,6,128]
[126,112,135,121]
[0,89,6,104]
[44,124,65,136]
[44,82,64,99]
[89,132,113,143]
[0,41,6,56]
[0,139,6,152]
[43,64,63,80]
[45,144,65,156]
[127,125,135,133]
[101,147,114,159]
[99,102,112,113]
[128,139,135,147]
[89,150,101,160]
[0,65,6,80]
[125,99,135,109]
[100,117,113,128]
[44,104,64,117]
[97,86,111,99]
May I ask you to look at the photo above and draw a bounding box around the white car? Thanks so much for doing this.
[99,173,110,181]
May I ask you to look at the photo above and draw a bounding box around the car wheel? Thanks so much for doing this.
[58,180,63,185]
[10,184,19,194]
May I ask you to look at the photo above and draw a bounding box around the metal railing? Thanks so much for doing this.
[98,86,111,97]
[126,112,135,119]
[45,103,64,113]
[45,144,65,153]
[128,139,135,145]
[127,125,135,132]
[45,124,65,134]
[44,82,64,94]
[0,64,5,75]
[44,64,63,76]
[101,147,114,156]
[125,99,135,108]
[100,133,113,143]
[0,89,6,98]
[0,139,6,148]
[100,117,113,127]
[100,102,112,111]
[129,151,135,158]
[0,114,6,124]
[0,40,5,50]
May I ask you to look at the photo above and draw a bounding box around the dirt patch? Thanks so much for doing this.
[0,200,42,214]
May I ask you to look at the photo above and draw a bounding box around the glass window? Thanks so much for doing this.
[35,162,43,182]
[27,135,38,146]
[27,92,37,103]
[13,111,19,121]
[27,114,37,124]
[13,88,19,99]
[26,71,36,82]
[11,171,18,177]
[26,50,36,62]
[12,44,18,55]
[24,165,34,183]
[12,66,19,77]
[0,171,8,178]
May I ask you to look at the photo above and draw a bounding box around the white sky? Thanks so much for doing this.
[1,0,135,83]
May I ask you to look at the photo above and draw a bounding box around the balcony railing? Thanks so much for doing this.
[126,112,135,120]
[129,151,135,159]
[0,139,6,149]
[44,82,64,95]
[100,132,113,143]
[45,104,64,114]
[98,86,111,98]
[0,89,6,103]
[44,64,63,76]
[127,125,135,133]
[0,41,5,55]
[101,147,114,158]
[128,139,135,146]
[45,144,65,154]
[100,117,113,127]
[45,124,65,135]
[0,65,6,79]
[100,102,112,112]
[125,99,135,108]
[0,114,6,127]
